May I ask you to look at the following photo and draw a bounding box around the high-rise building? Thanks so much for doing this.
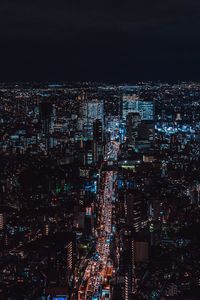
[122,94,139,121]
[93,119,103,143]
[122,94,154,121]
[138,120,155,146]
[116,229,149,299]
[39,102,53,134]
[80,99,104,140]
[126,112,141,146]
[81,99,104,123]
[138,100,155,121]
[124,191,147,233]
[93,120,103,163]
[39,102,53,150]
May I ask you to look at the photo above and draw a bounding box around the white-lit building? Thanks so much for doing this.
[122,94,139,121]
[81,99,104,124]
[80,99,104,140]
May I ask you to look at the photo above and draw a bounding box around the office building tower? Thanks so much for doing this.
[138,120,155,143]
[81,99,104,123]
[39,102,53,150]
[93,120,103,163]
[116,229,149,300]
[122,94,155,121]
[93,119,103,143]
[126,112,141,145]
[122,94,139,121]
[138,100,155,121]
[124,191,146,233]
[39,102,53,134]
[80,99,104,140]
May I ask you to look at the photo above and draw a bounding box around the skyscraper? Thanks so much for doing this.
[115,229,149,300]
[39,102,53,134]
[80,99,104,140]
[124,190,147,233]
[126,112,141,146]
[39,102,53,150]
[122,94,139,121]
[138,100,155,121]
[81,99,104,124]
[93,119,103,143]
[93,119,103,163]
[138,120,155,144]
[122,94,155,121]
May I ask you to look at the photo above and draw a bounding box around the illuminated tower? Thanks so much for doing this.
[39,102,53,134]
[39,102,53,150]
[122,94,155,121]
[93,119,103,163]
[122,94,139,121]
[80,99,104,140]
[126,112,141,146]
[137,99,155,121]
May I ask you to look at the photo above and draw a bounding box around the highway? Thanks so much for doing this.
[78,142,119,300]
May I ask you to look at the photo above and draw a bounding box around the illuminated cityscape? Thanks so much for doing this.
[0,82,200,300]
[1,1,200,299]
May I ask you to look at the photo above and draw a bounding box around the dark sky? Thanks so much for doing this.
[1,0,200,82]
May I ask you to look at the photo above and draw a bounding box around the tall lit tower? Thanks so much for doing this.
[122,94,155,121]
[80,99,104,140]
[39,101,53,150]
[126,112,141,146]
[93,119,103,163]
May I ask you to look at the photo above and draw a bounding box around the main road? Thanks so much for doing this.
[78,142,119,300]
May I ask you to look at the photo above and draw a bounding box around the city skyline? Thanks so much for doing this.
[1,82,200,299]
[1,1,200,299]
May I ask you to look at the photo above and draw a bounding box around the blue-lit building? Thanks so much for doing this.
[138,100,155,121]
[122,94,155,121]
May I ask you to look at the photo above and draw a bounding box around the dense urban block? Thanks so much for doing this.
[0,82,200,300]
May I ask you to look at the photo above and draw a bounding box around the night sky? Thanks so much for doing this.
[1,0,200,82]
